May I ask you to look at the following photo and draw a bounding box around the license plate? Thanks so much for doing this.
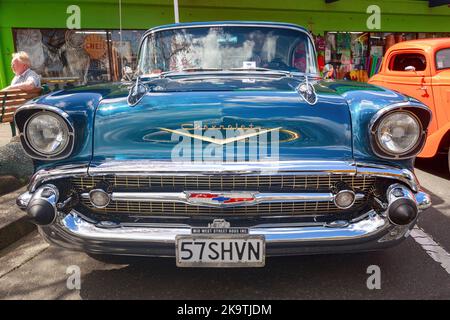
[175,235,265,267]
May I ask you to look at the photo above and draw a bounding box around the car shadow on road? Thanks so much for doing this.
[77,241,449,300]
[415,154,449,181]
[419,186,445,207]
[415,154,449,210]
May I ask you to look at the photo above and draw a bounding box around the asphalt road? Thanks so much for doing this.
[0,156,449,300]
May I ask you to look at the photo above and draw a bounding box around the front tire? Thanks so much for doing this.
[448,149,450,174]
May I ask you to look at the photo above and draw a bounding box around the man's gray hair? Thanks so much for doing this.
[12,51,31,67]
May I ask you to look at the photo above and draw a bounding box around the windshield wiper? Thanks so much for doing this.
[158,67,303,79]
[227,67,294,76]
[182,67,224,72]
[160,68,224,78]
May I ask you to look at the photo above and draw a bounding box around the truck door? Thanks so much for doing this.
[373,50,437,134]
[432,48,450,130]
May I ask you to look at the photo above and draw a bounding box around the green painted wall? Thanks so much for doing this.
[1,0,450,87]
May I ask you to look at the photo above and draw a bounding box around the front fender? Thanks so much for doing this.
[419,121,450,158]
[320,81,431,169]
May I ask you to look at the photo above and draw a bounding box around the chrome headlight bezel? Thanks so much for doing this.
[369,103,430,160]
[24,112,70,157]
[375,111,422,156]
[15,105,75,160]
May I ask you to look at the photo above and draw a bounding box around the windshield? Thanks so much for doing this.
[138,25,318,76]
[436,48,450,70]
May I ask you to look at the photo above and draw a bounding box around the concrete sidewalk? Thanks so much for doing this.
[0,123,13,147]
[0,123,35,250]
[0,187,35,251]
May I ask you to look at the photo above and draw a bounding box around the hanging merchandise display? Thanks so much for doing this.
[324,31,450,81]
[324,32,369,81]
[315,35,326,73]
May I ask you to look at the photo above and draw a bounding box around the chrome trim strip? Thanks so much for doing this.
[26,161,421,193]
[15,103,72,121]
[143,23,311,39]
[253,192,335,203]
[87,160,356,175]
[82,191,189,202]
[80,191,358,207]
[355,163,419,192]
[57,210,388,244]
[369,101,431,131]
[158,73,300,81]
[28,164,88,192]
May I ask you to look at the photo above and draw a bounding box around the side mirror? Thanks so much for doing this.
[322,64,334,80]
[127,77,147,106]
[122,66,134,81]
[404,66,416,72]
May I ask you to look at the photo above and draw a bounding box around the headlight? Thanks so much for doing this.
[25,112,70,156]
[374,111,422,156]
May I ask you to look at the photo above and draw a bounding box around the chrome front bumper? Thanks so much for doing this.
[36,209,422,257]
[18,160,432,257]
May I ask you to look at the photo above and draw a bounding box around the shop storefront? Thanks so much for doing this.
[317,31,450,81]
[1,0,450,88]
[11,28,145,85]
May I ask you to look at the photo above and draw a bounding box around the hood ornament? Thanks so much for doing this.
[296,76,318,105]
[127,76,147,106]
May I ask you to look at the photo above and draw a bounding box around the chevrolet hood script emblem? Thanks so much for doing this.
[159,127,281,145]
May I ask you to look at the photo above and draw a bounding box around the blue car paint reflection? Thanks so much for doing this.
[31,75,415,171]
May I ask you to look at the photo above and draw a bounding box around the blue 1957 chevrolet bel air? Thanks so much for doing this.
[15,22,432,267]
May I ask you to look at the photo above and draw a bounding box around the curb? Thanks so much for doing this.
[0,215,36,251]
[0,188,36,251]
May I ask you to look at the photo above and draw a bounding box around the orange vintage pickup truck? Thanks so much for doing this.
[369,38,450,171]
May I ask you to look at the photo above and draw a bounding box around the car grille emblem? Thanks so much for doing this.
[185,192,256,207]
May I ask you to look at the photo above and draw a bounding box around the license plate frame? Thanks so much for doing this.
[175,235,266,268]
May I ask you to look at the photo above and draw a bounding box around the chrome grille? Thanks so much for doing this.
[72,174,374,217]
[81,198,367,216]
[72,175,375,192]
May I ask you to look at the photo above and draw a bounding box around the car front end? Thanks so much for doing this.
[15,22,432,267]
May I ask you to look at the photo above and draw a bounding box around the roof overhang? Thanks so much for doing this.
[429,0,450,7]
[325,0,450,7]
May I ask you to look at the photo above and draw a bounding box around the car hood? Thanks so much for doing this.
[92,76,353,163]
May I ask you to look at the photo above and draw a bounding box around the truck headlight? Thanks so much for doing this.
[376,111,421,155]
[25,112,70,156]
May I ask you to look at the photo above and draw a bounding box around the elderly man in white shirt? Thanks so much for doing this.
[3,51,41,91]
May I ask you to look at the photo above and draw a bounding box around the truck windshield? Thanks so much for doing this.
[436,48,450,70]
[138,25,318,76]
